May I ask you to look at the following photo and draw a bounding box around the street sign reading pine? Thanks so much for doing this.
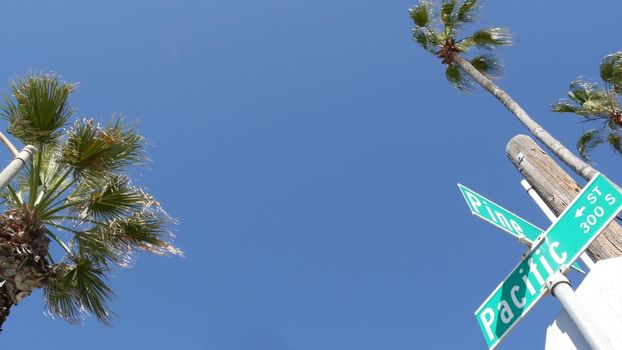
[458,184,544,243]
[475,173,622,349]
[458,184,584,274]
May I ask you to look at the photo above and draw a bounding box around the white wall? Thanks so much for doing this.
[545,257,622,349]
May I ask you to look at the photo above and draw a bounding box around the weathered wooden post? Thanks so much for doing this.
[506,134,622,261]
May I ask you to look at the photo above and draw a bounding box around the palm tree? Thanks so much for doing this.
[552,52,622,160]
[0,73,181,331]
[409,0,598,181]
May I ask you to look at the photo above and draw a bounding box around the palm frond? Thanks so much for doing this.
[567,80,599,104]
[471,27,512,50]
[58,118,146,182]
[600,52,622,93]
[457,0,478,23]
[576,129,604,160]
[44,258,114,325]
[565,80,612,115]
[608,131,622,155]
[73,176,147,222]
[441,0,457,31]
[412,28,440,52]
[34,146,67,189]
[409,1,432,27]
[75,231,125,267]
[445,63,472,91]
[551,102,582,113]
[44,264,82,324]
[73,206,181,268]
[0,184,24,209]
[470,54,502,78]
[454,37,475,51]
[2,74,76,145]
[15,146,74,212]
[111,210,181,256]
[551,101,598,117]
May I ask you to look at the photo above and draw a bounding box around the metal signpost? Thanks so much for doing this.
[472,173,622,349]
[0,146,36,190]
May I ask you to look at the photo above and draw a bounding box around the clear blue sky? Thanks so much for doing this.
[1,0,621,349]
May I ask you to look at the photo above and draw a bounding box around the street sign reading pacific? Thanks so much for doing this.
[474,173,622,349]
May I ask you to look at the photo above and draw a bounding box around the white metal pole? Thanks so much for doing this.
[0,132,18,157]
[521,179,596,270]
[546,272,614,349]
[0,146,36,191]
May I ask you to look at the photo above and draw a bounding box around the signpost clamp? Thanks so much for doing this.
[517,233,530,245]
[516,152,525,164]
[545,272,570,294]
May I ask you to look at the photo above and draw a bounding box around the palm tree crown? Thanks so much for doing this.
[0,73,181,328]
[410,0,511,90]
[552,52,622,160]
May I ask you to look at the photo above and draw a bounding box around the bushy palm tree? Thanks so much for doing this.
[552,52,622,160]
[0,73,181,331]
[410,0,510,90]
[409,0,598,181]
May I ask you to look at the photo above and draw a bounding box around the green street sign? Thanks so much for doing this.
[458,184,584,274]
[474,173,622,349]
[458,184,543,243]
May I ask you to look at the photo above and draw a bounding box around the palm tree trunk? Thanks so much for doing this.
[0,283,14,332]
[0,208,51,332]
[0,243,47,332]
[450,52,597,181]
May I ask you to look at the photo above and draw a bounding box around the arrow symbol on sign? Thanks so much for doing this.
[575,206,586,218]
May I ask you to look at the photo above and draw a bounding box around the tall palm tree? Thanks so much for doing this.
[409,0,598,181]
[552,52,622,160]
[0,73,181,331]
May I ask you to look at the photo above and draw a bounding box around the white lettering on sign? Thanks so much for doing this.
[464,191,524,236]
[536,249,555,275]
[579,187,618,234]
[510,220,523,235]
[480,308,495,341]
[498,300,514,323]
[510,285,524,308]
[465,192,482,213]
[549,241,567,264]
[528,259,545,286]
[606,193,616,205]
[520,268,536,295]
